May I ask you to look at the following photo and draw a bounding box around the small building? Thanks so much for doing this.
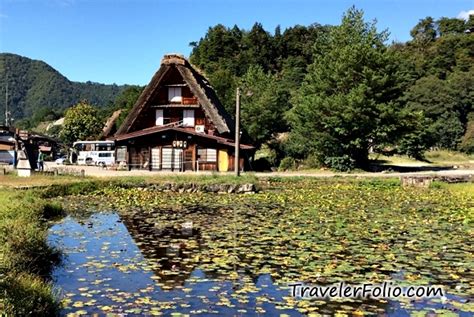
[112,54,254,172]
[0,125,16,165]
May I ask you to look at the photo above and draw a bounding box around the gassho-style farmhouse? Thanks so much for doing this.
[109,54,254,172]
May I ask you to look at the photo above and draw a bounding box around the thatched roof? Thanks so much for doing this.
[116,54,234,136]
[101,109,122,138]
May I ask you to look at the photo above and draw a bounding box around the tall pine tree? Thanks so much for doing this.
[288,8,415,170]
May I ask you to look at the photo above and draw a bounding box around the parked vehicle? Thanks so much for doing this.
[72,141,115,166]
[55,156,68,165]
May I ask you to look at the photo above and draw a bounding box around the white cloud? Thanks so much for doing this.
[457,9,474,20]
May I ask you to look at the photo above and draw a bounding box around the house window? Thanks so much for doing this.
[116,146,127,162]
[168,87,182,103]
[197,148,217,162]
[156,109,164,126]
[183,109,195,127]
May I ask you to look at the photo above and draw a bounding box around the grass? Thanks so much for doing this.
[0,173,90,188]
[370,150,474,167]
[433,181,474,195]
[369,153,427,165]
[0,189,62,316]
[425,150,474,164]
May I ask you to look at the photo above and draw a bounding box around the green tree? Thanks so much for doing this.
[60,101,103,144]
[460,113,474,153]
[239,65,290,148]
[410,17,437,44]
[287,7,413,170]
[405,69,473,149]
[437,17,466,36]
[243,23,276,72]
[111,85,144,128]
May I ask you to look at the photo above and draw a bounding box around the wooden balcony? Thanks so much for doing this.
[154,97,199,108]
[182,97,198,105]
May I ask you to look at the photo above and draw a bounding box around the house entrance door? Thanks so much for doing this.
[184,149,193,171]
[218,149,228,171]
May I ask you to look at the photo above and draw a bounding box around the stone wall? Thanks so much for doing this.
[135,183,257,194]
[400,174,473,187]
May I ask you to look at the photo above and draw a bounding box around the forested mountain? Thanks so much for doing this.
[0,53,127,128]
[189,9,474,169]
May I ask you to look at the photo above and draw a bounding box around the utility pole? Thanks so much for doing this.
[4,82,9,126]
[234,87,240,176]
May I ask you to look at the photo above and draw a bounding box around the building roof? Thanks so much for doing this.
[116,54,234,136]
[111,125,254,150]
[101,109,122,138]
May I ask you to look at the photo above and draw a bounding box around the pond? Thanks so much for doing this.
[48,180,473,316]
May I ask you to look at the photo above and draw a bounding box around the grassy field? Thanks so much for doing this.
[0,189,63,315]
[370,150,474,167]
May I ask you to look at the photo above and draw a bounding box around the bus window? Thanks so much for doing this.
[84,143,94,151]
[97,143,114,151]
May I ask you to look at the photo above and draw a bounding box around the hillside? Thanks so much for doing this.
[0,53,127,126]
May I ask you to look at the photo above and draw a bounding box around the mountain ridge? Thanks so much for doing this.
[0,53,129,126]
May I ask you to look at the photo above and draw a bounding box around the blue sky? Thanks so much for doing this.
[0,0,472,85]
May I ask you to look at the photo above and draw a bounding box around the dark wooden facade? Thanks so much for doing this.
[112,54,253,172]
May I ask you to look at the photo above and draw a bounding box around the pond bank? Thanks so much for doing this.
[0,190,63,315]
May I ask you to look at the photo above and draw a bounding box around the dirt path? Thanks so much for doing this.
[44,162,474,179]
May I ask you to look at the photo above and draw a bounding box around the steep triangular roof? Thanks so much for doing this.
[116,54,234,135]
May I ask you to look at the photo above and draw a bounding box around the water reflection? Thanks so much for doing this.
[121,212,203,287]
[49,212,302,316]
[48,211,471,316]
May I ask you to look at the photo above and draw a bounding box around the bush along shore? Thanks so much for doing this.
[0,189,63,316]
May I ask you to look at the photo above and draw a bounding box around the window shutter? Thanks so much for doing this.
[183,109,195,127]
[168,87,182,102]
[156,109,164,126]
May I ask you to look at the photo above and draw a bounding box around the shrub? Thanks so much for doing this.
[42,202,64,219]
[459,117,474,154]
[323,155,355,172]
[278,157,296,171]
[302,153,321,169]
[253,157,273,171]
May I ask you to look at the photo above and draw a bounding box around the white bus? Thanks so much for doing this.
[72,141,115,166]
